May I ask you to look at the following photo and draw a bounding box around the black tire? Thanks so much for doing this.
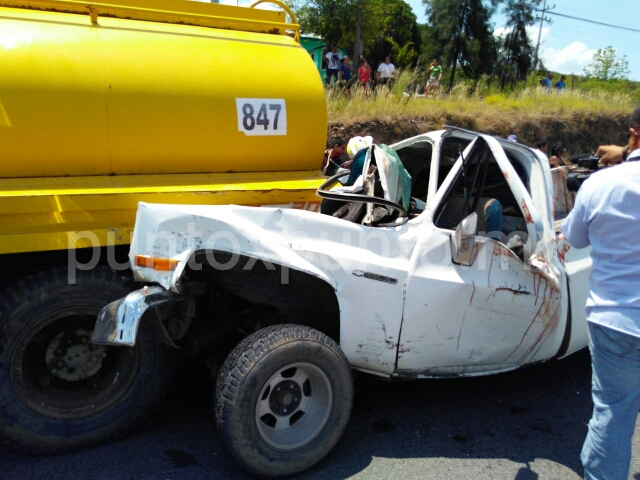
[0,266,177,453]
[215,324,353,477]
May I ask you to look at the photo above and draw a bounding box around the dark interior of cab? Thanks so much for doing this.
[395,136,529,238]
[319,134,530,240]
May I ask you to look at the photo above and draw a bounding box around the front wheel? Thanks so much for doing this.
[215,325,353,477]
[0,267,178,453]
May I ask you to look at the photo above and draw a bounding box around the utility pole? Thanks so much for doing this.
[353,0,364,71]
[533,0,553,72]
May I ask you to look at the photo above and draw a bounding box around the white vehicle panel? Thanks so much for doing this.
[558,239,592,356]
[124,129,589,379]
[397,135,566,376]
[398,228,565,375]
[130,202,417,375]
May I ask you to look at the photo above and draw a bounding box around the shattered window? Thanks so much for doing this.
[434,141,526,237]
[395,140,433,201]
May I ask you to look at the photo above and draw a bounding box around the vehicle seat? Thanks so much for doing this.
[436,196,500,234]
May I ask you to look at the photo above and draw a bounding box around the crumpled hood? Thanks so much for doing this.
[130,202,415,291]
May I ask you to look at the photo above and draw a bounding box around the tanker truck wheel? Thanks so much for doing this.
[214,324,353,476]
[0,266,177,453]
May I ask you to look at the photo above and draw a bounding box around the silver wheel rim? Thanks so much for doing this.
[255,362,332,450]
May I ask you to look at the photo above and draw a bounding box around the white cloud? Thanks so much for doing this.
[541,41,596,74]
[493,25,550,45]
[492,24,594,74]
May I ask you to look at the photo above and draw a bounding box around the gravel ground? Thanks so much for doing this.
[2,349,640,480]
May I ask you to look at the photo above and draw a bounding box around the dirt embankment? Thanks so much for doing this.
[328,112,629,157]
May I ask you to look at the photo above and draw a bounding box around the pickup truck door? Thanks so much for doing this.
[396,135,564,377]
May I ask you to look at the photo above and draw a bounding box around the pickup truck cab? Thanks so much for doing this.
[91,128,592,476]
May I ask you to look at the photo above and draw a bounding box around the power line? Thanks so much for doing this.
[496,0,640,34]
[532,0,552,71]
[540,10,640,34]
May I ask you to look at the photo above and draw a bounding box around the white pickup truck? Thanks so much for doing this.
[91,128,592,476]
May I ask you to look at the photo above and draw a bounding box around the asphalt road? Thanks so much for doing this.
[3,349,640,480]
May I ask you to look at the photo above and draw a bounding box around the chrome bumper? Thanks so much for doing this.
[92,286,175,347]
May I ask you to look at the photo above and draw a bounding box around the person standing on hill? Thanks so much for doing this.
[540,73,553,89]
[358,59,372,91]
[555,75,567,90]
[376,56,395,87]
[324,46,342,86]
[338,56,353,94]
[426,59,443,96]
[562,104,640,480]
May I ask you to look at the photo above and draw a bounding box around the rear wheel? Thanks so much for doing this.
[215,324,353,476]
[0,267,177,453]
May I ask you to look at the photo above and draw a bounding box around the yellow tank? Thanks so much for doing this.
[0,0,330,456]
[0,0,327,178]
[0,0,327,255]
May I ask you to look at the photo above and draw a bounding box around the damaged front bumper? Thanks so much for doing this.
[92,285,177,347]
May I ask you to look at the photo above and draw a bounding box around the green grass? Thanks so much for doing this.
[327,70,635,127]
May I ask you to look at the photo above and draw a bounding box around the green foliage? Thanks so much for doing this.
[418,23,439,62]
[497,0,539,88]
[573,77,640,103]
[583,46,630,81]
[289,0,356,48]
[386,38,418,67]
[422,0,497,90]
[288,0,421,68]
[361,0,422,66]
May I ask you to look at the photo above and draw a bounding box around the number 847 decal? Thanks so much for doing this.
[236,98,287,136]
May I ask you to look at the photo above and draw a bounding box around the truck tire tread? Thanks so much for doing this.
[0,266,177,454]
[214,324,352,476]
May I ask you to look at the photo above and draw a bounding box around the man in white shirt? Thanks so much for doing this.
[376,56,395,87]
[534,140,548,157]
[324,46,342,86]
[562,105,640,480]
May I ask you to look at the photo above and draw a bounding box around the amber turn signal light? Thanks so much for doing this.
[134,255,178,271]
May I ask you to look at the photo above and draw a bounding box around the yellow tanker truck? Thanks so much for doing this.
[0,0,327,452]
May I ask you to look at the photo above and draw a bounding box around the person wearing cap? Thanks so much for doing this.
[506,134,518,143]
[562,105,640,480]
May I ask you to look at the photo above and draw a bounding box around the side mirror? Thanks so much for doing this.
[451,213,479,266]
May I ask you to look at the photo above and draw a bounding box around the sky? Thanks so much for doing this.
[213,0,636,80]
[405,0,639,80]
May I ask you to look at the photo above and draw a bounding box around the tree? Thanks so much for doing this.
[583,46,630,81]
[349,0,422,68]
[353,0,365,70]
[418,23,438,60]
[498,0,539,89]
[289,0,356,49]
[423,0,496,90]
[386,38,418,67]
[289,0,421,70]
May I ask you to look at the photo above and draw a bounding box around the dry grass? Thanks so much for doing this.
[327,71,635,130]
